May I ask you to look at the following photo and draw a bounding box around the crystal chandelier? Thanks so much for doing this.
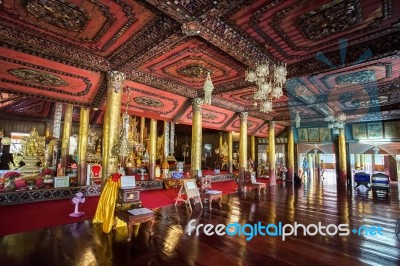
[245,62,287,113]
[112,91,134,159]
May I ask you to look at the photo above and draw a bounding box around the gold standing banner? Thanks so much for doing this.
[93,177,125,233]
[228,131,233,174]
[102,71,125,181]
[238,112,248,193]
[191,98,203,178]
[338,128,347,186]
[288,127,294,182]
[269,121,276,186]
[149,118,157,180]
[60,104,73,169]
[78,107,90,186]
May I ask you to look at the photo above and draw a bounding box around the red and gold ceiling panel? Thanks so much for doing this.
[224,116,264,134]
[255,123,286,138]
[117,80,187,121]
[217,87,255,107]
[0,48,102,105]
[177,103,236,130]
[0,0,155,57]
[138,38,244,89]
[230,0,398,63]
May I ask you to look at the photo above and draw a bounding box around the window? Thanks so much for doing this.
[10,132,30,154]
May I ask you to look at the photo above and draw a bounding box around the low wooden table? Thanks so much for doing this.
[114,208,155,241]
[200,190,222,211]
[243,182,267,196]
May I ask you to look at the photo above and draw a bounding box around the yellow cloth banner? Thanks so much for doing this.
[93,178,126,233]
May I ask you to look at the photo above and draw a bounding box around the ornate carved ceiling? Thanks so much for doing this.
[0,0,399,137]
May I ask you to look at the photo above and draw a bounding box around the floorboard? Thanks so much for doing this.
[1,176,399,266]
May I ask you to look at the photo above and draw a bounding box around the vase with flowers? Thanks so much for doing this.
[41,168,54,187]
[3,171,21,190]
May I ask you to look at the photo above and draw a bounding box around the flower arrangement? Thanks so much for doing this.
[3,171,21,180]
[40,168,54,177]
[110,172,122,182]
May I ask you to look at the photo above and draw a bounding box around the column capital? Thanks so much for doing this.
[240,112,248,122]
[107,71,126,93]
[269,120,275,127]
[192,98,203,112]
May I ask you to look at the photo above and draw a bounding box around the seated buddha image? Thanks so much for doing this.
[125,153,137,168]
[25,140,38,156]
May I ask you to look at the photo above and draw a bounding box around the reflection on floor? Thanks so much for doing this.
[1,177,399,266]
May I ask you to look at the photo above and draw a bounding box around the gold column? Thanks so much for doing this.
[219,132,223,151]
[45,123,52,139]
[102,71,125,180]
[288,127,294,182]
[228,131,233,174]
[355,154,361,169]
[149,118,157,180]
[238,112,248,194]
[338,128,347,186]
[360,154,364,170]
[191,98,203,178]
[78,107,90,186]
[250,135,256,162]
[269,121,276,186]
[140,117,145,145]
[60,104,73,169]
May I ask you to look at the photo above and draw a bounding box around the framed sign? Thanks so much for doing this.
[298,128,308,142]
[352,124,367,140]
[308,128,319,142]
[319,128,331,141]
[384,121,400,139]
[175,179,202,211]
[367,122,383,139]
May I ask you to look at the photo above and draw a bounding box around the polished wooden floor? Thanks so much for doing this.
[1,174,400,266]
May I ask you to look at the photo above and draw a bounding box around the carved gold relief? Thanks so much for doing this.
[9,68,68,87]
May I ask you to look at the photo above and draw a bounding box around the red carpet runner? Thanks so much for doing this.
[0,180,241,236]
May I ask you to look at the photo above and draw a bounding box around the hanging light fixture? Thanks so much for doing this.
[245,60,287,113]
[203,71,214,105]
[295,111,301,128]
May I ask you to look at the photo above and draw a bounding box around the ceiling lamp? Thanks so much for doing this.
[203,72,214,105]
[325,113,346,135]
[245,61,287,113]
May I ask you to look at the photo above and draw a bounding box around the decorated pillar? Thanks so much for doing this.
[60,104,73,169]
[78,107,90,185]
[170,122,175,156]
[191,98,203,178]
[269,121,276,186]
[52,102,63,138]
[228,131,233,174]
[338,128,347,186]
[149,119,157,180]
[163,121,170,158]
[102,71,125,180]
[360,154,364,170]
[140,117,145,145]
[238,112,248,193]
[288,127,294,182]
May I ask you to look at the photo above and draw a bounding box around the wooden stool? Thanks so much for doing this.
[200,191,222,211]
[114,208,155,241]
